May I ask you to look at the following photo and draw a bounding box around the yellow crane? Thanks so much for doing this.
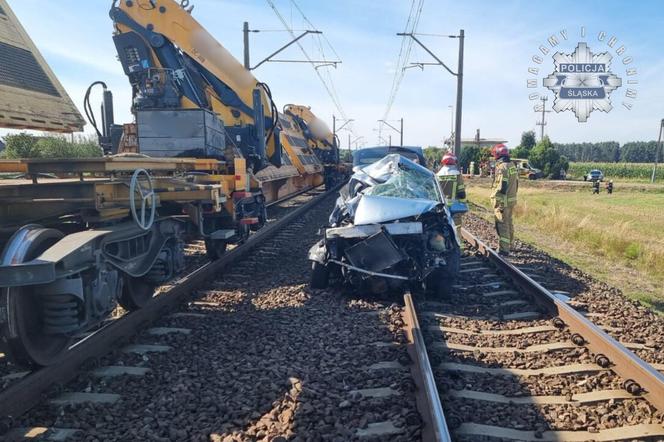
[0,0,345,366]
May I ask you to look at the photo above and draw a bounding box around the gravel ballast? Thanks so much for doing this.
[12,193,421,441]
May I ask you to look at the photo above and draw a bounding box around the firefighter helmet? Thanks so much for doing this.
[492,144,509,159]
[441,152,457,166]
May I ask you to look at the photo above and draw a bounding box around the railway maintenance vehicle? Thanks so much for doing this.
[0,0,344,367]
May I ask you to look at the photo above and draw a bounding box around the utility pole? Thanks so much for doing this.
[448,105,454,145]
[377,119,403,146]
[652,119,664,183]
[350,136,364,149]
[455,29,464,157]
[398,30,465,156]
[242,21,338,70]
[536,96,551,141]
[243,21,250,69]
[333,115,353,148]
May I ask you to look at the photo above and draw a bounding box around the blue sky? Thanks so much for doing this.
[5,0,664,148]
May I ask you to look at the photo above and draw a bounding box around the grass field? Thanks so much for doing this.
[467,180,664,312]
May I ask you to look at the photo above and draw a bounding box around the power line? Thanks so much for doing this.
[381,0,424,125]
[290,0,341,62]
[265,0,352,128]
[290,0,354,135]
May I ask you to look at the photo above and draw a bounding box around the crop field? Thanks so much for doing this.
[568,161,664,181]
[466,179,664,312]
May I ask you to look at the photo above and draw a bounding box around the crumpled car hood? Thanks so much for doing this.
[353,195,439,225]
[329,154,445,226]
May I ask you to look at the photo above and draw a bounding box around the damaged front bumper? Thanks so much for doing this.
[309,221,424,281]
[325,221,422,239]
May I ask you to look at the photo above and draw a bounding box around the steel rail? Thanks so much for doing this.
[403,292,451,442]
[459,227,664,412]
[0,186,338,421]
[265,184,320,208]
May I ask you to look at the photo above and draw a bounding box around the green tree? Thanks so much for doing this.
[458,145,492,174]
[529,136,568,179]
[511,145,529,159]
[521,131,537,151]
[2,134,101,159]
[37,137,101,158]
[554,141,620,162]
[511,130,537,159]
[423,146,444,169]
[621,141,658,162]
[458,145,479,172]
[4,133,40,159]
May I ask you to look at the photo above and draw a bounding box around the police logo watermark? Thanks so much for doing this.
[527,28,638,122]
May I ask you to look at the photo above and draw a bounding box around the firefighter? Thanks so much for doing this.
[490,144,518,256]
[592,180,600,194]
[606,180,614,194]
[436,152,466,225]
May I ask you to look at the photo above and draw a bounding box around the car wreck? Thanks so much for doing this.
[308,154,463,296]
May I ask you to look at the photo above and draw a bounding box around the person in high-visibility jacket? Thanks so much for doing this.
[490,144,518,256]
[436,152,466,226]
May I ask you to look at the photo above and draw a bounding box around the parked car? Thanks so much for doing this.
[308,154,462,297]
[584,169,604,182]
[352,146,425,167]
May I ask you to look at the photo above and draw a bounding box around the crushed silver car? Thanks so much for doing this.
[308,154,463,296]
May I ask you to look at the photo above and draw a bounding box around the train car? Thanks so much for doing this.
[0,0,345,366]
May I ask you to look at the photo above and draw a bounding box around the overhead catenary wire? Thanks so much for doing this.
[265,0,352,132]
[289,0,353,136]
[289,0,341,62]
[381,0,424,124]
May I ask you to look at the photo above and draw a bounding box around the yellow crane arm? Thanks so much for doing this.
[110,0,281,170]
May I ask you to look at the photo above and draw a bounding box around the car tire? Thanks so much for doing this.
[310,261,329,289]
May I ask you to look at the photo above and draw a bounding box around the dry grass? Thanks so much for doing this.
[467,182,664,311]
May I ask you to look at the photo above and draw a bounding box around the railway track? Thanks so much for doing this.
[405,227,664,441]
[0,187,326,432]
[3,189,663,441]
[0,185,425,441]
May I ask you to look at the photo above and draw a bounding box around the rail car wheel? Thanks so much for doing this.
[204,239,227,260]
[0,226,71,367]
[119,277,155,311]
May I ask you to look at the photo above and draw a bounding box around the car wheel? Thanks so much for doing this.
[310,261,329,289]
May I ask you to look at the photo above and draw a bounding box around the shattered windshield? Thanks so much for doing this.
[360,154,442,202]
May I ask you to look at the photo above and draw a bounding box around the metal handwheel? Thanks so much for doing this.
[129,168,156,230]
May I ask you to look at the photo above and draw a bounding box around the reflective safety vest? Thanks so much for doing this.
[491,160,518,206]
[436,165,466,203]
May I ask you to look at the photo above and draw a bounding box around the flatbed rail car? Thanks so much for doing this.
[0,155,264,367]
